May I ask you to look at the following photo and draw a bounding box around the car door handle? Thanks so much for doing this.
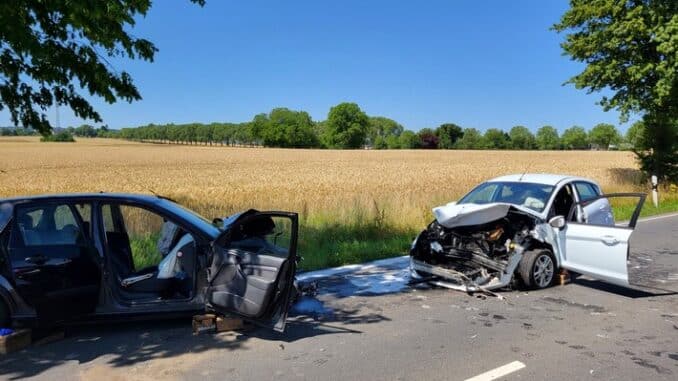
[601,236,620,246]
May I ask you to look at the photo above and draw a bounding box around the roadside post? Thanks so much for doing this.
[651,175,658,208]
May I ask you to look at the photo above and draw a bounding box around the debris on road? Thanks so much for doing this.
[192,314,250,335]
[0,328,31,354]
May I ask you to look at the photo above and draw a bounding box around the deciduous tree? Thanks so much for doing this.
[436,123,463,149]
[535,125,560,150]
[323,103,369,149]
[0,0,205,135]
[508,125,536,149]
[561,126,589,149]
[588,123,620,149]
[554,0,678,181]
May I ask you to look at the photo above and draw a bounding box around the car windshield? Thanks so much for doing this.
[458,181,554,212]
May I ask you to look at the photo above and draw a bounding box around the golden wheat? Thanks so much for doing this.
[0,137,648,229]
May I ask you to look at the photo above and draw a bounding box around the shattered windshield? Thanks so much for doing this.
[458,181,554,212]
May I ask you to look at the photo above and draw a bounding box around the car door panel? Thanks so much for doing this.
[561,223,632,286]
[207,211,298,331]
[562,193,650,290]
[8,203,101,322]
[208,248,285,318]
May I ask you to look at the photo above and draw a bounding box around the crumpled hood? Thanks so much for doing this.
[433,202,540,228]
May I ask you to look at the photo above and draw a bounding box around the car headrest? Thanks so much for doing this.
[17,213,34,228]
[238,215,275,239]
[157,220,182,256]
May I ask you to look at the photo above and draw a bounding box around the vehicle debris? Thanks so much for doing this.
[412,202,544,293]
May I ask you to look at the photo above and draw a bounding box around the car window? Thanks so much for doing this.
[12,204,84,247]
[459,182,554,212]
[102,204,120,233]
[575,182,599,202]
[460,183,499,204]
[74,203,93,238]
[103,204,184,271]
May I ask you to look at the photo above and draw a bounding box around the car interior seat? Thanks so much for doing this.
[117,222,195,297]
[17,213,40,246]
[552,187,575,220]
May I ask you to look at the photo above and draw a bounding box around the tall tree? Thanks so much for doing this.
[588,123,620,149]
[554,0,678,181]
[322,102,369,149]
[508,125,536,149]
[626,120,646,149]
[561,126,589,149]
[535,125,560,150]
[456,128,484,149]
[436,123,463,149]
[483,128,510,149]
[417,128,439,149]
[367,116,403,147]
[0,0,205,135]
[398,130,420,149]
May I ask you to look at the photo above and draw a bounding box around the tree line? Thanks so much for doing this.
[93,102,638,151]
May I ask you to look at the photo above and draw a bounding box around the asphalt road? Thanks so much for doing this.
[1,215,677,381]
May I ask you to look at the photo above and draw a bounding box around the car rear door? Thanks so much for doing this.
[7,201,101,322]
[558,193,678,291]
[205,210,298,332]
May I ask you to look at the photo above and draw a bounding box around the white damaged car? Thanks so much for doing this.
[409,173,656,292]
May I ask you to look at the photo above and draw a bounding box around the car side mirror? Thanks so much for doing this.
[549,215,566,229]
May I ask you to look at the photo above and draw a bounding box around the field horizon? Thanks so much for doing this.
[1,137,670,270]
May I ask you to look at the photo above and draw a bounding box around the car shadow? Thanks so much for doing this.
[0,299,390,380]
[572,276,677,298]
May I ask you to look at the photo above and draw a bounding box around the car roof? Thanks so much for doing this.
[486,173,598,187]
[0,192,164,204]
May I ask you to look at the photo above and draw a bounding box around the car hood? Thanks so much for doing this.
[432,202,541,229]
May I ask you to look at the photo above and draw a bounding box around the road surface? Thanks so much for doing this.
[0,214,676,381]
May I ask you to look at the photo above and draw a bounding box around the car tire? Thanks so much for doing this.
[0,299,10,328]
[519,249,557,290]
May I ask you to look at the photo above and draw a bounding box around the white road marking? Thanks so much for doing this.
[464,361,526,381]
[636,212,678,223]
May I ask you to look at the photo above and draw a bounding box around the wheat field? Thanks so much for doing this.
[0,137,653,269]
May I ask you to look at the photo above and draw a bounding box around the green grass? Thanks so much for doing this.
[129,233,162,270]
[612,196,678,223]
[297,221,417,271]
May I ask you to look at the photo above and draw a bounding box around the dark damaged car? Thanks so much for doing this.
[411,173,678,293]
[0,193,298,332]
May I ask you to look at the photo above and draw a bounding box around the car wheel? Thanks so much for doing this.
[0,299,10,328]
[519,249,556,290]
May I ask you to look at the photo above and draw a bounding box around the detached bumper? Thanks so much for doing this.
[410,258,475,291]
[410,257,517,292]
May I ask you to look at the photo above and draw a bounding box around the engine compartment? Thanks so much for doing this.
[411,207,541,289]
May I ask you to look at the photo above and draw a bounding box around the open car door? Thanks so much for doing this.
[206,210,298,332]
[560,193,677,292]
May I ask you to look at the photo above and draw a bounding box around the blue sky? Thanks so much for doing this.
[1,0,636,132]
